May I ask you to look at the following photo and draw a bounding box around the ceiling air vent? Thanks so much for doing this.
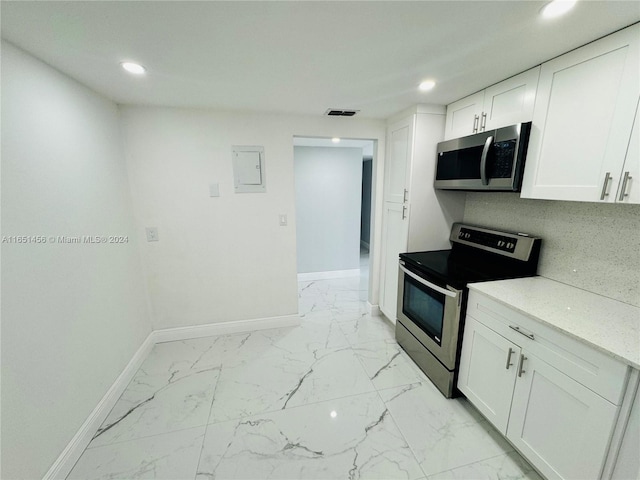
[325,109,359,117]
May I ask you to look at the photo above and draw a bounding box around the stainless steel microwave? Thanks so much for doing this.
[434,122,532,191]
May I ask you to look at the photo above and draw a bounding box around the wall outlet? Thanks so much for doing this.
[145,227,159,242]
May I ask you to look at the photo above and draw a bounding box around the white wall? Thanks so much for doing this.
[120,107,386,329]
[1,42,152,479]
[464,193,640,307]
[294,146,363,274]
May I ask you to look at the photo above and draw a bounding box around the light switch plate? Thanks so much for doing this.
[279,214,287,226]
[146,227,159,242]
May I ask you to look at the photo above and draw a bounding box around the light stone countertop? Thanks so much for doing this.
[468,277,640,369]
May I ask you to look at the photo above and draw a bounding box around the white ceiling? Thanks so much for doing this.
[2,1,639,119]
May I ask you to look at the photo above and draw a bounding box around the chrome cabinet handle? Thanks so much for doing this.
[480,135,493,186]
[403,189,408,203]
[517,354,527,377]
[402,205,407,219]
[505,348,514,370]
[509,325,534,340]
[618,171,632,201]
[480,112,487,132]
[600,172,612,200]
[473,115,480,133]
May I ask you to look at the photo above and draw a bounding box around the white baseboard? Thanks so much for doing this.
[368,302,382,317]
[153,314,301,343]
[44,313,300,478]
[43,332,156,480]
[297,269,360,281]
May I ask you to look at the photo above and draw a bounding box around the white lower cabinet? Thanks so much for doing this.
[458,291,629,480]
[457,317,519,433]
[507,350,619,480]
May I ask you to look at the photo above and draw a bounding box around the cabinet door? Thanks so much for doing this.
[521,24,639,202]
[379,116,413,322]
[384,116,414,204]
[616,98,640,204]
[482,67,540,131]
[611,378,640,480]
[379,202,408,322]
[457,316,519,433]
[444,91,484,140]
[507,352,619,480]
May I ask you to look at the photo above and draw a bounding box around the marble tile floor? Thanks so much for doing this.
[68,274,542,480]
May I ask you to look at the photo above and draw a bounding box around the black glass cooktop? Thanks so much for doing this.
[400,248,536,289]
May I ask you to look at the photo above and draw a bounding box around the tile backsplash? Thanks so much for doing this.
[463,193,640,307]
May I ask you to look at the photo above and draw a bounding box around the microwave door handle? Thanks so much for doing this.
[399,264,457,298]
[480,135,493,186]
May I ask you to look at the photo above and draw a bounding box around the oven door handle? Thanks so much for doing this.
[399,264,458,298]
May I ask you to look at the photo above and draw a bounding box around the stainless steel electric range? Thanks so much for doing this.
[396,223,542,398]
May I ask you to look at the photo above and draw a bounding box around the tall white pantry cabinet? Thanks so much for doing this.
[378,106,465,323]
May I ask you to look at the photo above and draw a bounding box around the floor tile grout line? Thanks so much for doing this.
[423,449,529,479]
[193,363,225,479]
[371,382,432,480]
[345,315,434,479]
[77,422,212,452]
[203,379,382,428]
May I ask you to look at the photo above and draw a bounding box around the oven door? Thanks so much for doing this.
[396,261,463,370]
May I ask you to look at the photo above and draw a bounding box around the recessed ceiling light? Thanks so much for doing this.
[332,137,341,143]
[419,80,436,91]
[541,0,577,18]
[121,62,146,75]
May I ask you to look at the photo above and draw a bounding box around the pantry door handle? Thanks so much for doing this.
[518,354,527,377]
[619,172,632,201]
[505,348,514,370]
[399,264,457,298]
[509,325,534,340]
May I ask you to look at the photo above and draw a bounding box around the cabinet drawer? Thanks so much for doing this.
[467,290,629,404]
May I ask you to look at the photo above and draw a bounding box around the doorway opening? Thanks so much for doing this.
[293,137,375,314]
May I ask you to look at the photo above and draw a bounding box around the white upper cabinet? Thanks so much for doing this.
[616,99,639,204]
[444,67,540,140]
[521,24,640,203]
[482,67,540,131]
[444,91,485,140]
[384,117,413,204]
